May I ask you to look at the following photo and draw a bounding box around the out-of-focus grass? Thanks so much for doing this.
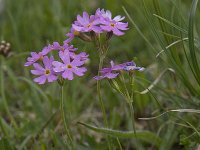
[0,0,199,149]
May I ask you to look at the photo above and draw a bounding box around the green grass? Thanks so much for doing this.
[0,0,200,149]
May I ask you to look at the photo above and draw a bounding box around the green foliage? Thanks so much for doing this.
[0,0,199,149]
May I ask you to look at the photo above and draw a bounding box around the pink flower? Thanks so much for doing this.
[72,12,102,33]
[52,41,77,52]
[96,8,129,36]
[24,52,45,66]
[65,27,80,43]
[124,62,145,71]
[94,61,126,80]
[31,56,58,84]
[94,61,144,80]
[52,50,87,80]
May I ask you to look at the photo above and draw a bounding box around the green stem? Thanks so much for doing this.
[97,57,108,126]
[97,56,112,149]
[60,85,74,148]
[120,73,139,149]
[0,57,18,129]
[128,102,139,149]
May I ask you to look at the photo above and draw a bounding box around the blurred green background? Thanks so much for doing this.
[0,0,199,149]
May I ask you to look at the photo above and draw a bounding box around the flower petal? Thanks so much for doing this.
[93,75,105,80]
[113,28,124,36]
[52,61,65,72]
[31,70,44,75]
[62,70,74,80]
[47,74,58,82]
[33,63,45,71]
[105,72,119,79]
[34,75,46,84]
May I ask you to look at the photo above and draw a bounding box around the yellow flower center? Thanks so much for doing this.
[66,64,72,69]
[73,30,80,36]
[44,69,50,75]
[87,23,91,28]
[39,56,43,61]
[110,23,115,27]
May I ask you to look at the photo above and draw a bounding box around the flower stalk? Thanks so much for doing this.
[96,50,112,149]
[60,83,74,149]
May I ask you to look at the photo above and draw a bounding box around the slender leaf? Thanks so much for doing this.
[139,109,200,120]
[78,122,162,147]
[122,6,156,52]
[188,0,200,85]
[139,68,175,94]
[153,14,187,34]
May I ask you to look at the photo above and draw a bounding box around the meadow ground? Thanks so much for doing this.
[0,0,199,149]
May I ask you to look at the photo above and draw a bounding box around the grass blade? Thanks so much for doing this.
[78,122,162,147]
[139,68,175,94]
[188,0,200,85]
[139,109,200,120]
[122,6,156,52]
[153,14,187,34]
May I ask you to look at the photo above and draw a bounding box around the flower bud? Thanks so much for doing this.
[0,40,12,57]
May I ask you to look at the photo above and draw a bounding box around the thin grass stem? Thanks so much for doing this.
[120,73,139,149]
[128,102,139,150]
[116,138,122,150]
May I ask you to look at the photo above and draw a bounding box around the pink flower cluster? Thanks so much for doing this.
[67,8,129,42]
[25,8,130,84]
[25,41,88,84]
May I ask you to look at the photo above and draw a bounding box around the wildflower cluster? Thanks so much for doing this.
[25,8,142,84]
[25,41,88,84]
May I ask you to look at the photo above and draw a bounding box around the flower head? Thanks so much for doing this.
[94,60,144,80]
[95,8,112,20]
[65,27,80,43]
[70,52,89,61]
[25,52,45,66]
[31,56,58,84]
[52,41,77,52]
[72,12,102,33]
[124,61,145,71]
[96,8,129,36]
[94,61,126,80]
[41,44,54,55]
[52,50,87,80]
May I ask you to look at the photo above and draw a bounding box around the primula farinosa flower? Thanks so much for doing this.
[70,52,89,61]
[124,61,145,71]
[94,61,126,80]
[72,12,102,33]
[24,51,45,66]
[95,8,112,20]
[58,49,88,61]
[52,41,77,52]
[31,56,58,84]
[64,27,80,43]
[94,61,144,80]
[96,8,128,36]
[52,50,87,80]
